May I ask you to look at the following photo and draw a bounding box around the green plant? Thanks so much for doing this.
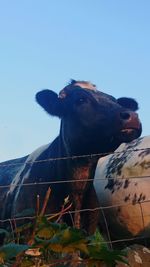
[0,188,128,267]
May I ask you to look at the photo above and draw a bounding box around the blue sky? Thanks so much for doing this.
[0,0,150,161]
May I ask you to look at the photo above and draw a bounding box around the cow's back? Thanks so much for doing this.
[0,156,28,214]
[94,136,150,240]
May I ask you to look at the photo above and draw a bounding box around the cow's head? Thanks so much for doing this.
[36,80,142,155]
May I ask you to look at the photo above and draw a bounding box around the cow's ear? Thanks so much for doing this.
[36,90,64,117]
[117,97,139,111]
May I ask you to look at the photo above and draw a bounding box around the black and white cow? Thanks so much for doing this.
[94,136,150,241]
[0,80,142,234]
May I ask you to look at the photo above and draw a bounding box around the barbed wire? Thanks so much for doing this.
[0,174,150,190]
[0,195,150,248]
[0,200,150,248]
[0,147,150,168]
[1,198,150,224]
[0,146,150,247]
[90,235,149,245]
[0,146,149,189]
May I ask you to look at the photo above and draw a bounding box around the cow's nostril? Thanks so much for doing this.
[120,112,131,120]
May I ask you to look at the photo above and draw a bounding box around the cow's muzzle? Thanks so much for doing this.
[119,111,142,142]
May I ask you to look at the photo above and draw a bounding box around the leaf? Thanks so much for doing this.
[73,242,88,254]
[48,242,87,254]
[88,244,129,266]
[48,243,63,252]
[36,221,67,240]
[58,227,86,246]
[0,243,29,260]
[87,230,128,266]
[62,242,88,254]
[88,229,108,250]
[46,227,88,254]
[37,226,55,239]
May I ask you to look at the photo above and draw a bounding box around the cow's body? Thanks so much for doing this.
[94,136,150,241]
[0,80,142,234]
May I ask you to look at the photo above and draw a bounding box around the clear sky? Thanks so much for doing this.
[0,0,150,162]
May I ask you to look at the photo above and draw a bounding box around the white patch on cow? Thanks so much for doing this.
[8,143,49,194]
[8,143,50,217]
[94,136,150,237]
[26,143,49,165]
[74,81,97,91]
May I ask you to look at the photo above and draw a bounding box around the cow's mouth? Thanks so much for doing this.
[121,128,138,134]
[120,127,141,142]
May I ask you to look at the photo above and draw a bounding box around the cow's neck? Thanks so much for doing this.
[58,133,99,230]
[59,120,120,157]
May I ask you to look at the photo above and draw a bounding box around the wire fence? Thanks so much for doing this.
[0,202,150,248]
[0,146,150,248]
[0,147,150,167]
[1,175,150,191]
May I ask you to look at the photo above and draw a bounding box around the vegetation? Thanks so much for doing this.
[0,188,128,267]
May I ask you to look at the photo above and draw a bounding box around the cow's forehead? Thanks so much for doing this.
[59,81,117,102]
[59,81,98,98]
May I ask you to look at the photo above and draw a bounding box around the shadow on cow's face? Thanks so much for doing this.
[36,81,142,154]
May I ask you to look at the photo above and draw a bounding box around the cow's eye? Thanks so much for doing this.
[76,97,87,105]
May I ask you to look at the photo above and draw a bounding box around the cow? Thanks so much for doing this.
[94,135,150,244]
[0,79,142,235]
